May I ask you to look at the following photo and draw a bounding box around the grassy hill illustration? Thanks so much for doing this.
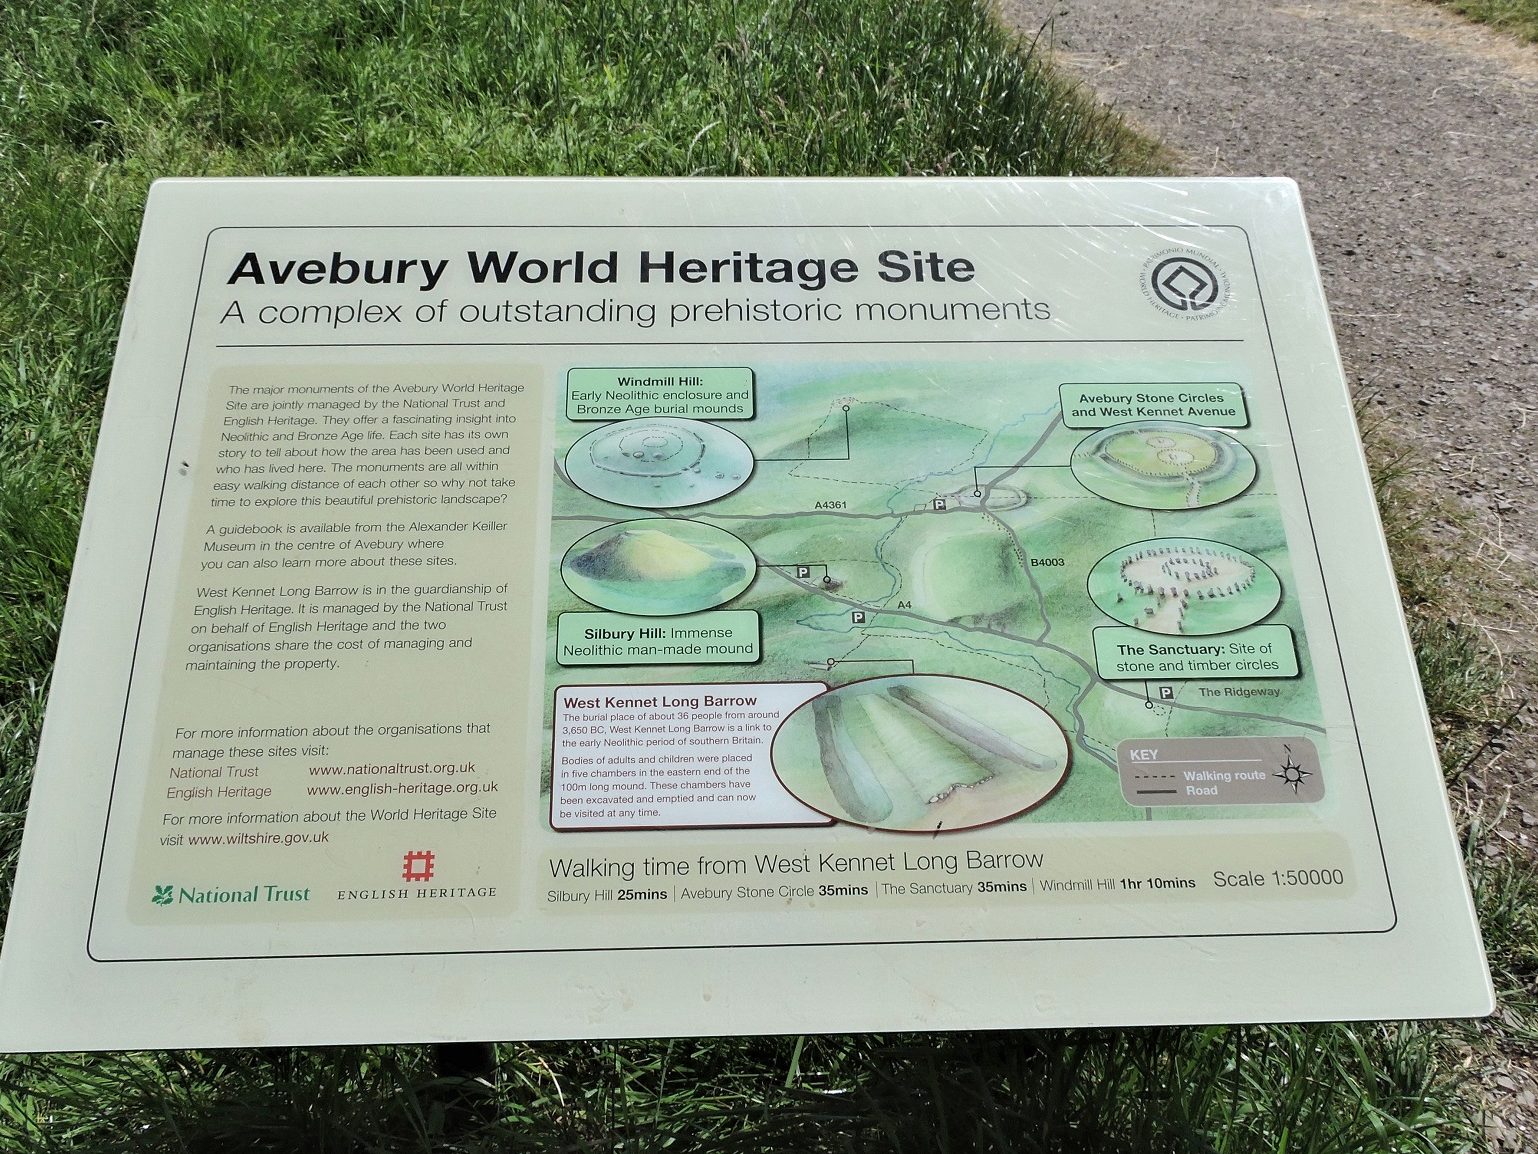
[916,528,1034,628]
[751,397,988,511]
[561,519,754,615]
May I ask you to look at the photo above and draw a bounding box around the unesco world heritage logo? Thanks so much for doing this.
[1141,249,1230,318]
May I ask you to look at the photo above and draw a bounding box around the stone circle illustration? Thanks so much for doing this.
[1087,537,1282,635]
[1070,420,1256,509]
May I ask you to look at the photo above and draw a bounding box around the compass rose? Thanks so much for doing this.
[1275,744,1312,794]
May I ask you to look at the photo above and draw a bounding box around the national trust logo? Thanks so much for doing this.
[1141,248,1230,319]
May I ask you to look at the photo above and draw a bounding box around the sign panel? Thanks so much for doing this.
[0,178,1490,1049]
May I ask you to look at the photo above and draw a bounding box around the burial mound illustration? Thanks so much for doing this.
[565,417,753,508]
[771,676,1068,832]
[561,519,755,616]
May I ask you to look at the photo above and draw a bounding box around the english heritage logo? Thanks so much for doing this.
[402,849,436,882]
[1141,248,1230,319]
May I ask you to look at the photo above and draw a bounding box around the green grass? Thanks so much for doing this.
[1469,843,1538,1037]
[0,0,1143,953]
[0,1,1519,1151]
[1433,0,1538,40]
[0,1027,1482,1152]
[1367,435,1510,762]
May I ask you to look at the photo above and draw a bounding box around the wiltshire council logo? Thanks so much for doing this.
[1141,248,1230,318]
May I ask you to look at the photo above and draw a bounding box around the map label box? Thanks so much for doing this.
[1092,625,1298,680]
[1118,736,1324,805]
[1060,382,1248,428]
[550,681,826,830]
[556,611,761,666]
[566,367,755,420]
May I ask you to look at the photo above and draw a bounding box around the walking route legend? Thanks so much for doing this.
[0,178,1489,1051]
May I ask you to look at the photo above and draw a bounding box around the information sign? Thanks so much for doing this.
[0,178,1491,1049]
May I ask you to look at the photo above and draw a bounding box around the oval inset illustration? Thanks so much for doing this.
[561,519,756,616]
[1070,421,1256,510]
[771,676,1069,833]
[1087,537,1282,635]
[565,417,754,508]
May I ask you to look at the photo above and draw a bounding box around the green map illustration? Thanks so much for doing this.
[546,362,1328,825]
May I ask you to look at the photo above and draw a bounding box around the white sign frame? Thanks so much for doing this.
[0,178,1490,1050]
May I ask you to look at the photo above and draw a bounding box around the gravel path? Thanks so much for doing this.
[1000,0,1538,807]
[996,0,1538,1144]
